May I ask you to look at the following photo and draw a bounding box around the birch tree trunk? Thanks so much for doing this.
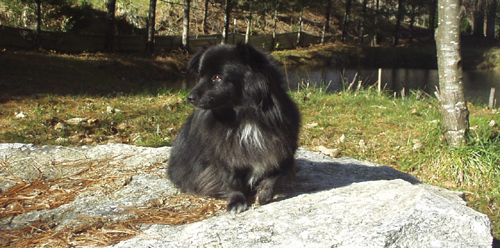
[435,0,469,147]
[297,9,303,47]
[182,0,190,49]
[245,1,253,44]
[146,0,157,54]
[272,10,278,50]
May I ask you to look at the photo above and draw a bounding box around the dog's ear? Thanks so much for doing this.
[187,48,207,73]
[236,43,268,66]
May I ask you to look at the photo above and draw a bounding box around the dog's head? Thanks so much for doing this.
[186,44,278,110]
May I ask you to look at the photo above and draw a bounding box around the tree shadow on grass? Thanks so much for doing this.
[0,50,193,99]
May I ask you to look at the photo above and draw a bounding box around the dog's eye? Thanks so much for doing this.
[212,75,222,83]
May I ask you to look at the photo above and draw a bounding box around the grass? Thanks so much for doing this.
[0,90,191,147]
[0,50,499,240]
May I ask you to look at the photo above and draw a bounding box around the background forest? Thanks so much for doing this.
[1,0,498,48]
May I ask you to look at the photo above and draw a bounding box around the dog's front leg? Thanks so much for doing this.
[226,169,250,213]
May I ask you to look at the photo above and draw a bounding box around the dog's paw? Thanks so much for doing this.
[255,177,277,205]
[256,188,274,205]
[227,200,248,213]
[227,192,248,213]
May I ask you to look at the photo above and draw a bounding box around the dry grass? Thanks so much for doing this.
[0,196,224,247]
[0,158,225,247]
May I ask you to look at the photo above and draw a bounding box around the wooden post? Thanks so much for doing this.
[377,68,382,92]
[233,18,236,44]
[489,87,496,109]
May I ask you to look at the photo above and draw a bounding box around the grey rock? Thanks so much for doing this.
[0,144,493,247]
[14,112,27,119]
[0,143,171,191]
[107,106,122,114]
[54,122,66,131]
[65,117,89,125]
[0,143,174,229]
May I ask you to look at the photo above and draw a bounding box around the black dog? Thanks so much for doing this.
[167,44,300,213]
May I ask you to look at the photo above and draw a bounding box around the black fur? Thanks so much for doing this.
[167,44,300,213]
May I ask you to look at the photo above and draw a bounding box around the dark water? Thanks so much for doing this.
[285,68,500,105]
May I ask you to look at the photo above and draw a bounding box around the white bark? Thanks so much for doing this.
[435,0,469,147]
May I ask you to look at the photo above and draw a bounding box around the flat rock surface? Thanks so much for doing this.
[0,143,493,247]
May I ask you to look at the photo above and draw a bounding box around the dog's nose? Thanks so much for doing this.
[187,94,196,103]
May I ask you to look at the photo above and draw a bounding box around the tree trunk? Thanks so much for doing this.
[202,0,209,34]
[342,0,352,42]
[34,0,41,49]
[146,0,157,55]
[297,9,303,47]
[221,0,232,44]
[182,0,190,49]
[435,0,469,147]
[272,10,278,50]
[429,0,437,37]
[104,0,116,52]
[372,0,379,46]
[393,0,404,46]
[473,1,485,37]
[321,22,326,44]
[486,0,497,38]
[359,0,368,43]
[245,1,253,44]
[409,4,416,44]
[325,0,332,33]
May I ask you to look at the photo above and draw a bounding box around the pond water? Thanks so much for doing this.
[285,68,500,105]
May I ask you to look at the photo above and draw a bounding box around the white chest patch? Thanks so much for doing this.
[239,123,264,149]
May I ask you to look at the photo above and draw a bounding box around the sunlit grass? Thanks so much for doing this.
[0,90,192,147]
